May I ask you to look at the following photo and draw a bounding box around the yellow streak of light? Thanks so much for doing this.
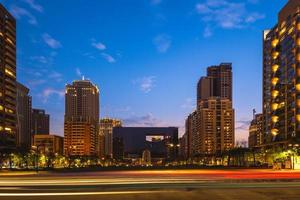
[0,190,166,197]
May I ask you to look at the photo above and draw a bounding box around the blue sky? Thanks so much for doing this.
[0,0,288,141]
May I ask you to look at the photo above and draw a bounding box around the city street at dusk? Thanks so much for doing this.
[1,169,300,199]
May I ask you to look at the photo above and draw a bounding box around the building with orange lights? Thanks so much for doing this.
[64,79,99,156]
[263,0,300,147]
[0,4,17,151]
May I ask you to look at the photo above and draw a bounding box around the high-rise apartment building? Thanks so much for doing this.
[64,80,99,156]
[32,109,49,135]
[16,82,32,150]
[185,63,234,161]
[207,63,233,101]
[99,118,122,158]
[263,0,300,146]
[0,4,17,150]
[248,113,263,148]
[197,97,234,156]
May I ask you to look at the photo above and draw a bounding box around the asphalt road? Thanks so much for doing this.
[1,169,300,200]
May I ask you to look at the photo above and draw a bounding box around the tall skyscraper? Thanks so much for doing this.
[263,0,300,146]
[32,109,49,135]
[0,4,17,150]
[16,82,32,150]
[64,80,99,156]
[99,118,122,158]
[186,63,234,161]
[207,63,232,101]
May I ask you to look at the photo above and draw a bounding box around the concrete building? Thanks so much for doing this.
[32,109,49,135]
[16,82,32,150]
[64,79,99,156]
[207,63,233,101]
[99,118,122,158]
[0,4,17,150]
[113,127,178,163]
[262,0,300,147]
[248,113,263,148]
[197,97,234,157]
[33,134,64,155]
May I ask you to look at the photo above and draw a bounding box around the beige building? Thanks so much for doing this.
[0,4,17,150]
[99,118,122,158]
[64,80,99,156]
[197,97,234,157]
[33,134,64,155]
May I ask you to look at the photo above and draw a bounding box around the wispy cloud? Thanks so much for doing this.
[195,0,265,37]
[122,113,163,127]
[42,33,62,49]
[40,88,64,103]
[23,0,43,13]
[181,98,195,110]
[133,76,156,93]
[48,71,63,82]
[76,68,82,77]
[150,0,162,5]
[92,40,106,50]
[101,53,116,63]
[10,5,37,25]
[30,56,48,64]
[153,34,171,53]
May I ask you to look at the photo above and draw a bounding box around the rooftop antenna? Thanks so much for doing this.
[252,109,256,119]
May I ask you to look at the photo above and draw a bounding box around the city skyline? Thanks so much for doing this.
[0,0,288,142]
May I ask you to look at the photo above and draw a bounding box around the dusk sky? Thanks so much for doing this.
[0,0,288,142]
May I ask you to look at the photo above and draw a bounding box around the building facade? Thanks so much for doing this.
[16,82,32,150]
[263,0,300,146]
[64,80,99,156]
[99,118,122,158]
[113,127,178,163]
[32,109,49,135]
[184,63,234,161]
[248,113,263,148]
[33,134,64,155]
[0,4,17,150]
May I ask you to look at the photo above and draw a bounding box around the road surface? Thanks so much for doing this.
[1,169,300,199]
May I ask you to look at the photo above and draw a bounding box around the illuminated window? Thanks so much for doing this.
[271,103,278,111]
[297,100,300,107]
[279,27,286,36]
[297,54,300,62]
[288,27,294,35]
[271,129,278,136]
[5,68,15,78]
[272,116,279,123]
[0,126,3,131]
[298,23,300,31]
[271,90,279,98]
[0,32,3,37]
[271,77,279,86]
[271,39,279,47]
[272,51,279,59]
[272,64,279,72]
[297,115,300,122]
[0,105,3,111]
[297,84,300,91]
[4,127,12,132]
[6,38,13,45]
[297,39,300,47]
